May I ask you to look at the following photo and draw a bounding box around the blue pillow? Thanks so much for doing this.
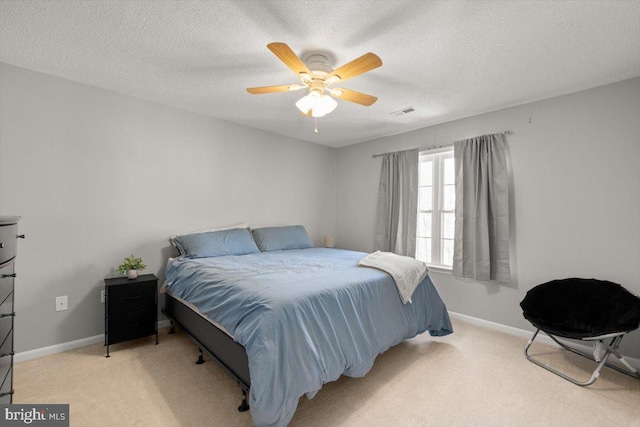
[173,228,260,258]
[251,225,314,252]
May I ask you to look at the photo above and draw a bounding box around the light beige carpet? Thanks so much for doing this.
[13,318,640,427]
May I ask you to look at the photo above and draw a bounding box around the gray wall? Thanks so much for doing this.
[335,78,640,358]
[2,61,639,360]
[0,63,336,352]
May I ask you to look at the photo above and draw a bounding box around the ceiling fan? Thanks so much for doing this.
[247,43,382,119]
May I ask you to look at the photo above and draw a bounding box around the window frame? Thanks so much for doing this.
[417,147,455,271]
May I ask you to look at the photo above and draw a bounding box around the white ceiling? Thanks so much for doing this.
[1,1,639,148]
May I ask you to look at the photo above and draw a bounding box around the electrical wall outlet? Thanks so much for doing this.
[100,290,105,304]
[55,295,68,312]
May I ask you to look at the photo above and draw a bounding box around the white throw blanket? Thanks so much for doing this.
[358,251,429,304]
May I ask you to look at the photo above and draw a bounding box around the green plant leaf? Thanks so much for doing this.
[116,254,146,274]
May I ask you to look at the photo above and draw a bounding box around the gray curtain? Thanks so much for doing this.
[374,149,419,256]
[453,133,510,282]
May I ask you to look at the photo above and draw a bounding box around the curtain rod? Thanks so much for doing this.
[371,130,512,158]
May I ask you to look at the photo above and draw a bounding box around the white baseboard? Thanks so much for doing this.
[14,334,105,363]
[448,311,640,368]
[14,319,172,363]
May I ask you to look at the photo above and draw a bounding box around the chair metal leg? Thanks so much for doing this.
[545,332,640,379]
[601,343,640,376]
[523,329,639,386]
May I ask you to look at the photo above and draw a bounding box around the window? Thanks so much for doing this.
[416,149,455,269]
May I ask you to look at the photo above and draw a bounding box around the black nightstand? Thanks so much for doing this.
[104,274,158,357]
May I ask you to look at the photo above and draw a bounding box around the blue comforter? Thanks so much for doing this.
[165,248,452,426]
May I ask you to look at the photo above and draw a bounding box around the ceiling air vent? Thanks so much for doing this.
[390,107,415,117]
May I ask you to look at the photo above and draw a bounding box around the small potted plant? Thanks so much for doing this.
[116,254,147,280]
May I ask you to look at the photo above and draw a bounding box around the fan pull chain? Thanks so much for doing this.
[314,117,318,133]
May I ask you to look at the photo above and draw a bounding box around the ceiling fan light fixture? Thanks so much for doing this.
[296,91,337,117]
[295,95,313,115]
[316,93,337,117]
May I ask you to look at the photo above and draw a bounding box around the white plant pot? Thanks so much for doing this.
[127,269,138,279]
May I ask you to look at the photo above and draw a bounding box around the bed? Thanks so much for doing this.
[163,227,453,427]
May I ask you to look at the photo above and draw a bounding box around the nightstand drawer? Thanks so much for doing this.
[107,281,156,315]
[0,365,12,402]
[0,354,11,388]
[0,293,13,317]
[107,308,156,345]
[0,224,17,266]
[0,317,11,351]
[0,263,14,306]
[0,328,12,357]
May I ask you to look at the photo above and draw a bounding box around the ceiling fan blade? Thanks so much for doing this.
[327,52,382,83]
[330,88,378,106]
[247,84,303,94]
[267,42,311,76]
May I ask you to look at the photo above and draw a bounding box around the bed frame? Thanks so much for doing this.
[163,292,251,411]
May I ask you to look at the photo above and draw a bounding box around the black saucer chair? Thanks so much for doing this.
[520,278,640,386]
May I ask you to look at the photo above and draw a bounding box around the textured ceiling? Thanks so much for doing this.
[1,1,639,148]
